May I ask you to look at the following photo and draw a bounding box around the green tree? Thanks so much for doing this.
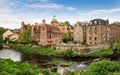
[59,21,73,29]
[20,24,31,44]
[64,21,70,26]
[114,39,120,53]
[63,49,77,58]
[0,27,6,49]
[62,32,70,43]
[82,60,120,75]
[59,22,64,26]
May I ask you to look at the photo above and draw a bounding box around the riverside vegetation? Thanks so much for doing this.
[10,44,78,58]
[0,27,6,49]
[0,58,60,75]
[69,59,120,75]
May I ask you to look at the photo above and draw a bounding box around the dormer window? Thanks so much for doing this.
[94,20,97,25]
[90,22,92,25]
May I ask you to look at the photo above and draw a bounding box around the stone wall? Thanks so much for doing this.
[56,44,110,54]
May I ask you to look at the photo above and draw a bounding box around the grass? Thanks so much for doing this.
[10,44,77,58]
[10,44,62,56]
[10,44,78,58]
[10,44,113,58]
[88,48,113,57]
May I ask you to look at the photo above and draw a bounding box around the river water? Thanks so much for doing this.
[0,49,92,74]
[0,49,21,61]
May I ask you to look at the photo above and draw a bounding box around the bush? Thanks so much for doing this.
[0,58,40,75]
[0,58,60,75]
[88,48,113,57]
[10,44,79,58]
[82,60,120,75]
[62,49,77,58]
[10,44,63,56]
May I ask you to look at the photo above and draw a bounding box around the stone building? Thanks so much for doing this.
[31,19,62,46]
[3,30,19,41]
[20,16,73,46]
[73,18,110,45]
[21,19,62,46]
[73,22,88,43]
[86,19,110,45]
[110,22,120,43]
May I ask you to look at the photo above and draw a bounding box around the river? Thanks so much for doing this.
[0,49,94,74]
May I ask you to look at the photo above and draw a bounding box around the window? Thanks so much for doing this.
[94,20,97,24]
[95,42,97,45]
[89,37,91,40]
[95,37,97,40]
[90,22,92,25]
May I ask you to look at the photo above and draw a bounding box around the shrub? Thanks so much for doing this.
[0,58,60,75]
[88,48,113,57]
[82,60,120,75]
[62,49,77,58]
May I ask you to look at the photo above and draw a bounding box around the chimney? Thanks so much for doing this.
[21,21,24,26]
[106,19,109,24]
[42,19,46,25]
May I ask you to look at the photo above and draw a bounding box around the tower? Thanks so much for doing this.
[51,15,58,26]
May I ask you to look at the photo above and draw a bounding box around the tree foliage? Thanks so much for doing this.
[82,60,120,75]
[62,32,70,43]
[59,21,73,29]
[62,49,77,58]
[0,58,60,75]
[0,27,6,49]
[114,39,120,53]
[20,24,31,44]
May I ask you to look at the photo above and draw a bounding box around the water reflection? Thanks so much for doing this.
[0,49,21,61]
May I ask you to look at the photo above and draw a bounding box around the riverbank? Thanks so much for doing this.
[10,44,114,58]
[88,48,113,57]
[0,49,92,75]
[2,44,120,75]
[10,44,79,58]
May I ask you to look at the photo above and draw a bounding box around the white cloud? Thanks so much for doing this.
[40,0,48,2]
[87,8,120,15]
[66,7,76,11]
[0,0,120,29]
[26,3,63,9]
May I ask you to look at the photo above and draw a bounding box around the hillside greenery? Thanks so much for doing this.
[0,58,60,75]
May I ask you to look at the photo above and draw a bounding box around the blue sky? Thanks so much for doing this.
[0,0,120,29]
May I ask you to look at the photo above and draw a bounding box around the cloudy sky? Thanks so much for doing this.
[0,0,120,29]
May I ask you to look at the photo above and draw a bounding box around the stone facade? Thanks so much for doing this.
[32,19,62,46]
[3,30,19,41]
[73,22,86,43]
[3,30,13,40]
[73,18,111,45]
[86,19,110,45]
[21,19,62,46]
[56,44,110,54]
[20,18,73,46]
[110,22,120,43]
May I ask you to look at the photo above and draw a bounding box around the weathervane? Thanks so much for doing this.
[53,15,56,18]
